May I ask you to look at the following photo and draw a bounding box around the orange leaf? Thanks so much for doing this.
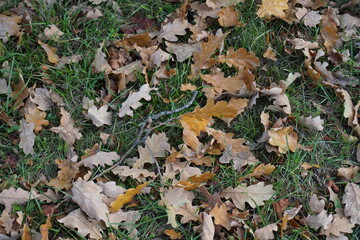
[110,182,148,213]
[268,126,302,153]
[218,47,260,70]
[38,40,60,64]
[209,203,232,230]
[164,229,182,239]
[256,0,289,19]
[250,163,276,178]
[25,107,49,133]
[22,223,32,240]
[176,171,215,190]
[40,215,52,240]
[218,6,244,27]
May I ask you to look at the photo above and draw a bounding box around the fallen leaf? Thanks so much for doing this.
[0,187,37,212]
[209,203,232,230]
[309,194,326,214]
[157,19,190,42]
[164,229,182,239]
[342,183,360,224]
[47,158,79,190]
[176,172,215,190]
[180,83,197,91]
[110,183,147,213]
[72,179,109,221]
[38,40,60,64]
[321,8,340,52]
[112,166,156,182]
[268,126,301,153]
[218,47,260,70]
[296,0,328,9]
[201,212,215,240]
[79,151,119,169]
[286,38,319,49]
[303,11,322,27]
[263,45,277,61]
[10,74,29,109]
[56,54,82,68]
[337,166,359,181]
[165,42,201,62]
[40,215,52,240]
[92,42,112,73]
[51,107,82,146]
[58,209,102,239]
[21,223,31,240]
[42,24,63,42]
[321,215,354,236]
[0,14,22,42]
[85,105,112,127]
[96,181,125,201]
[31,87,64,111]
[86,8,103,19]
[249,163,276,178]
[257,0,289,19]
[304,210,333,230]
[255,223,278,240]
[0,211,14,234]
[220,182,275,210]
[273,198,289,218]
[201,72,246,94]
[206,0,244,9]
[19,119,35,155]
[298,116,324,131]
[118,84,157,118]
[190,2,221,18]
[218,6,243,27]
[25,107,49,133]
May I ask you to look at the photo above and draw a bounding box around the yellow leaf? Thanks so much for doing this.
[175,171,215,190]
[25,107,49,133]
[257,0,289,19]
[164,229,182,239]
[38,40,60,64]
[40,215,52,240]
[110,182,148,213]
[268,126,301,153]
[250,164,276,178]
[21,223,32,240]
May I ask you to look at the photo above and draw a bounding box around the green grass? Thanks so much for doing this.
[1,0,359,239]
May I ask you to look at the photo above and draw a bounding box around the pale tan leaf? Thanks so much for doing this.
[79,151,119,169]
[286,38,319,49]
[92,42,112,73]
[342,183,360,224]
[261,111,270,130]
[337,166,359,181]
[255,223,278,240]
[180,83,197,92]
[304,210,333,230]
[25,107,49,133]
[209,203,232,230]
[133,132,170,168]
[165,42,201,62]
[86,8,103,19]
[268,126,301,153]
[0,211,14,234]
[118,84,157,118]
[40,215,52,240]
[175,203,201,224]
[46,158,79,190]
[220,182,275,210]
[31,87,64,111]
[157,19,190,42]
[50,107,82,146]
[206,0,244,9]
[111,166,156,182]
[71,179,109,222]
[263,45,277,61]
[190,2,221,18]
[56,54,82,68]
[250,164,276,178]
[309,194,325,214]
[38,40,60,64]
[298,116,324,131]
[85,105,112,127]
[58,209,102,239]
[218,6,243,27]
[303,11,322,27]
[37,189,59,203]
[321,215,354,236]
[321,8,340,52]
[149,48,171,67]
[89,0,107,5]
[42,24,63,42]
[0,78,9,94]
[257,0,289,19]
[0,14,22,42]
[97,181,125,200]
[0,187,37,212]
[295,7,308,20]
[19,119,35,155]
[201,212,214,240]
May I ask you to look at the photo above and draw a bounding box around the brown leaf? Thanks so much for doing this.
[218,6,243,27]
[220,182,275,210]
[337,166,359,181]
[31,87,64,111]
[38,40,60,64]
[296,0,328,9]
[118,84,157,118]
[112,166,156,182]
[0,14,22,42]
[209,203,232,230]
[0,211,14,234]
[42,24,63,42]
[273,198,289,218]
[19,119,35,155]
[165,41,201,62]
[304,210,333,230]
[263,45,277,61]
[84,105,112,127]
[286,38,319,49]
[320,8,340,52]
[47,158,79,190]
[190,2,221,18]
[79,151,119,169]
[0,187,37,212]
[268,126,301,154]
[157,19,190,42]
[201,72,246,94]
[56,54,82,68]
[249,163,276,178]
[86,8,103,19]
[254,223,278,240]
[180,83,197,92]
[201,212,214,240]
[309,194,325,214]
[342,183,360,224]
[303,11,322,27]
[321,215,354,236]
[92,42,112,73]
[298,116,324,131]
[10,74,29,109]
[110,182,147,213]
[164,229,182,239]
[21,223,31,240]
[218,47,260,70]
[40,215,52,240]
[206,0,244,9]
[58,209,102,239]
[256,0,289,19]
[72,179,109,221]
[25,107,49,133]
[175,172,215,190]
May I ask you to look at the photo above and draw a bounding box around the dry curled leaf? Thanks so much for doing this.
[218,6,243,27]
[342,183,360,224]
[209,203,232,230]
[85,105,112,127]
[268,126,301,154]
[79,151,119,169]
[19,119,35,155]
[110,183,148,213]
[298,116,324,131]
[42,24,63,42]
[304,210,333,230]
[201,212,215,240]
[25,107,49,133]
[0,14,22,42]
[47,158,79,190]
[257,0,289,19]
[254,223,278,240]
[38,40,60,64]
[0,187,37,212]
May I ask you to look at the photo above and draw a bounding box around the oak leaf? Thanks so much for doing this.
[165,42,201,63]
[157,19,189,42]
[286,38,319,49]
[96,181,125,201]
[296,0,328,9]
[92,42,112,73]
[10,74,29,109]
[304,210,333,230]
[321,215,354,236]
[0,211,14,234]
[298,116,324,131]
[257,0,289,19]
[19,119,35,155]
[218,47,260,70]
[72,179,109,222]
[303,11,322,27]
[342,183,360,224]
[85,105,112,127]
[249,163,275,178]
[220,182,275,210]
[42,24,63,42]
[209,203,232,230]
[0,14,22,42]
[321,8,340,52]
[206,0,244,9]
[112,166,156,182]
[79,151,119,169]
[180,83,197,92]
[109,183,148,213]
[263,45,277,61]
[201,212,215,240]
[25,107,49,133]
[164,229,182,240]
[309,194,325,214]
[58,209,102,239]
[337,166,359,181]
[31,87,64,111]
[254,223,278,240]
[190,2,221,18]
[201,72,246,94]
[38,40,60,64]
[40,215,52,240]
[47,158,79,190]
[50,107,82,146]
[268,126,301,153]
[56,54,82,68]
[0,187,38,212]
[175,172,215,190]
[218,6,243,27]
[118,84,157,118]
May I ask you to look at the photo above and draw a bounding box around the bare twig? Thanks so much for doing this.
[91,90,198,180]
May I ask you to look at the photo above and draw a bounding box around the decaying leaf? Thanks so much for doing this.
[268,126,301,153]
[0,14,22,42]
[58,209,102,239]
[309,194,325,214]
[220,182,275,210]
[47,158,79,190]
[0,187,37,212]
[342,183,360,224]
[165,42,201,62]
[176,171,215,190]
[85,105,112,127]
[42,24,64,42]
[218,6,243,27]
[257,0,289,19]
[164,229,182,240]
[321,215,354,236]
[249,164,276,178]
[303,11,322,27]
[92,42,112,73]
[19,119,35,155]
[110,183,148,213]
[304,210,333,230]
[263,45,277,61]
[79,151,119,169]
[112,166,156,182]
[157,19,189,42]
[321,8,340,52]
[298,116,324,131]
[201,212,215,240]
[218,47,260,70]
[38,40,60,64]
[10,74,29,109]
[25,107,49,133]
[254,223,278,240]
[118,84,157,117]
[51,107,82,146]
[31,87,64,111]
[209,203,232,230]
[40,215,52,240]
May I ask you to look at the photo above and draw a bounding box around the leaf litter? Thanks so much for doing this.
[0,0,359,239]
